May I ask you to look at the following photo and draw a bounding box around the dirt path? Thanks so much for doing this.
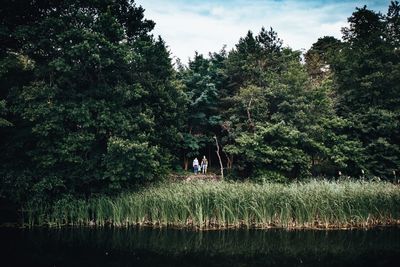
[169,172,221,181]
[185,173,220,181]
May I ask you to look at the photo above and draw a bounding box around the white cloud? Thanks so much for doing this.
[135,0,390,63]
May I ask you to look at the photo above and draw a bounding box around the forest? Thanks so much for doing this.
[0,0,399,213]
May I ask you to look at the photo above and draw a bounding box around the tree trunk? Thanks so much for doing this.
[208,145,212,168]
[223,150,233,171]
[184,154,188,171]
[214,136,224,180]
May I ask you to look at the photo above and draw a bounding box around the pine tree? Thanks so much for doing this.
[332,3,400,179]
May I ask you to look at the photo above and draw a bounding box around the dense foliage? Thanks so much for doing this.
[0,0,184,204]
[0,1,399,208]
[178,3,400,181]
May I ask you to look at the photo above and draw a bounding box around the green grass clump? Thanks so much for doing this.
[25,180,400,229]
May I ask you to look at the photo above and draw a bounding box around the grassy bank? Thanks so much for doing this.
[24,180,400,229]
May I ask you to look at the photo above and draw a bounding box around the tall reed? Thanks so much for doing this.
[25,180,400,229]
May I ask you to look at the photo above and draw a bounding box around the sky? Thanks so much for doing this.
[135,0,391,63]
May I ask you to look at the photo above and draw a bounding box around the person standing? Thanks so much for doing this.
[201,156,208,174]
[193,157,199,175]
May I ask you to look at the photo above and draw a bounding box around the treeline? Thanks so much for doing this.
[0,0,399,205]
[179,2,400,181]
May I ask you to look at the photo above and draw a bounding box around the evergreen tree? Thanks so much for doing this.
[305,36,342,82]
[0,0,183,204]
[332,3,400,179]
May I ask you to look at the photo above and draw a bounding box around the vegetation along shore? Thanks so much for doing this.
[24,179,400,229]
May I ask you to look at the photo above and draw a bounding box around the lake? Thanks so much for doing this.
[1,227,399,266]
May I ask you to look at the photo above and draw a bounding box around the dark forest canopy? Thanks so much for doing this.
[0,0,399,206]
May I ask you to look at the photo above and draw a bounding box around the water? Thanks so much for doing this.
[1,227,399,267]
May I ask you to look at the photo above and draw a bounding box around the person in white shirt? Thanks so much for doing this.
[193,158,199,174]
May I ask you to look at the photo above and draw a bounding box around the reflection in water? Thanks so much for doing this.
[2,227,399,267]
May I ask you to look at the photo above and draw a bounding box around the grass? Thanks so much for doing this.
[24,179,400,229]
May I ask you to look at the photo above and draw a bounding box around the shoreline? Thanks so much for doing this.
[2,225,400,231]
[2,220,400,231]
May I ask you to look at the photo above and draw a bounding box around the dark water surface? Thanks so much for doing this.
[1,227,399,267]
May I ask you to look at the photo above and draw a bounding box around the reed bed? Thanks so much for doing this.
[24,180,400,229]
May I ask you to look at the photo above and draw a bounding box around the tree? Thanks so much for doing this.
[331,3,400,179]
[305,36,342,82]
[0,0,183,204]
[386,1,400,46]
[221,28,363,179]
